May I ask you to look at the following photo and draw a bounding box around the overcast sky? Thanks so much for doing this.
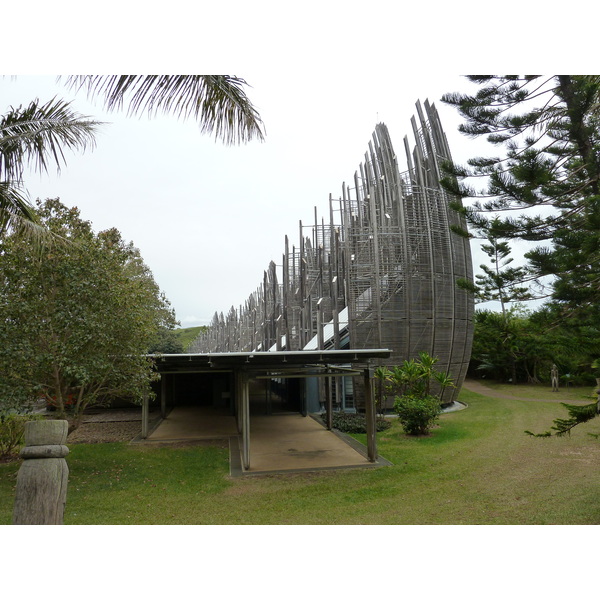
[1,73,493,328]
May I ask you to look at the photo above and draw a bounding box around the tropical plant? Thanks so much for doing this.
[470,304,600,385]
[65,75,265,145]
[1,75,264,236]
[387,352,454,399]
[0,97,100,238]
[387,352,454,435]
[374,366,393,416]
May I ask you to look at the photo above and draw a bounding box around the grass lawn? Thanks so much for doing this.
[1,382,600,525]
[173,326,205,350]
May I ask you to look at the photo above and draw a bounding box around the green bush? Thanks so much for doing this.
[393,394,441,436]
[330,412,391,434]
[0,414,41,458]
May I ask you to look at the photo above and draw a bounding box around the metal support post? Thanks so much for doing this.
[142,389,149,439]
[160,374,167,419]
[363,367,377,462]
[325,370,332,430]
[241,370,251,470]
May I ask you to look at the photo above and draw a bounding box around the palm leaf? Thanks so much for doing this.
[0,183,50,243]
[65,75,265,145]
[0,97,101,183]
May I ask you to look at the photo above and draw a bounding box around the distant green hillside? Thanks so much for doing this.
[173,326,207,351]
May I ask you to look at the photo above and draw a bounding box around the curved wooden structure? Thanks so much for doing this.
[190,100,474,405]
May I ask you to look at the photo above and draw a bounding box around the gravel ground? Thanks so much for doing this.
[65,408,157,444]
[67,420,143,444]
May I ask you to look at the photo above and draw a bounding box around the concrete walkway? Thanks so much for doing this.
[144,406,390,476]
[147,406,238,440]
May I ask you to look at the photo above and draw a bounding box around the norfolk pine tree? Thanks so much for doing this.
[457,217,533,316]
[442,75,600,432]
[442,76,600,315]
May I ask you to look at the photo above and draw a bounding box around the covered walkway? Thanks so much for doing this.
[143,406,391,476]
[144,349,391,473]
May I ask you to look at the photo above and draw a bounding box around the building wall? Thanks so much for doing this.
[190,100,474,408]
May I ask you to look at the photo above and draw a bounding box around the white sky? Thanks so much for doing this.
[1,73,493,327]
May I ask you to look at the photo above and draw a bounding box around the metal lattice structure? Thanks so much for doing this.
[189,100,474,404]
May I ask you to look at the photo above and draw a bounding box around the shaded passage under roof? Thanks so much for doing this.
[150,348,391,375]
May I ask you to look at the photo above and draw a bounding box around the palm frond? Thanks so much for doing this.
[0,183,48,242]
[65,75,265,145]
[0,97,101,182]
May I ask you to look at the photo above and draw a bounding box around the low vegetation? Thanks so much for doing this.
[330,412,391,434]
[1,381,599,524]
[377,352,454,435]
[0,414,42,459]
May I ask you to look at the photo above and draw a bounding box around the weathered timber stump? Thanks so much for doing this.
[13,420,69,525]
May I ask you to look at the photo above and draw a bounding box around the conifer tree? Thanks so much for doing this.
[458,217,533,316]
[443,75,600,430]
[442,76,600,318]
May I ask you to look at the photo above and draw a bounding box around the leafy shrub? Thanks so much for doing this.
[330,412,391,434]
[376,352,455,413]
[0,414,42,458]
[393,394,441,436]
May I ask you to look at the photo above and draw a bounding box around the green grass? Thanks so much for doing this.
[476,380,596,402]
[173,326,205,351]
[2,383,600,524]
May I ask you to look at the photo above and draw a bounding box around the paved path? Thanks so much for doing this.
[144,406,388,475]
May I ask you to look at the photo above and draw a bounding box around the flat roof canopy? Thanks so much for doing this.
[150,348,392,377]
[144,349,391,469]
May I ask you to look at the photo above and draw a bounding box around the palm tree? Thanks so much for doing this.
[65,75,265,145]
[0,97,100,237]
[1,75,264,236]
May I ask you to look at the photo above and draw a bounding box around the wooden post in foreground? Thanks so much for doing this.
[13,420,69,525]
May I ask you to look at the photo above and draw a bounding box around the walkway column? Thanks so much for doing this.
[234,369,242,434]
[160,374,167,418]
[141,389,149,439]
[363,367,377,462]
[241,370,250,470]
[325,370,333,430]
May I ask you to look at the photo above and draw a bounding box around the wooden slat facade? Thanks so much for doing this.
[189,100,474,405]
